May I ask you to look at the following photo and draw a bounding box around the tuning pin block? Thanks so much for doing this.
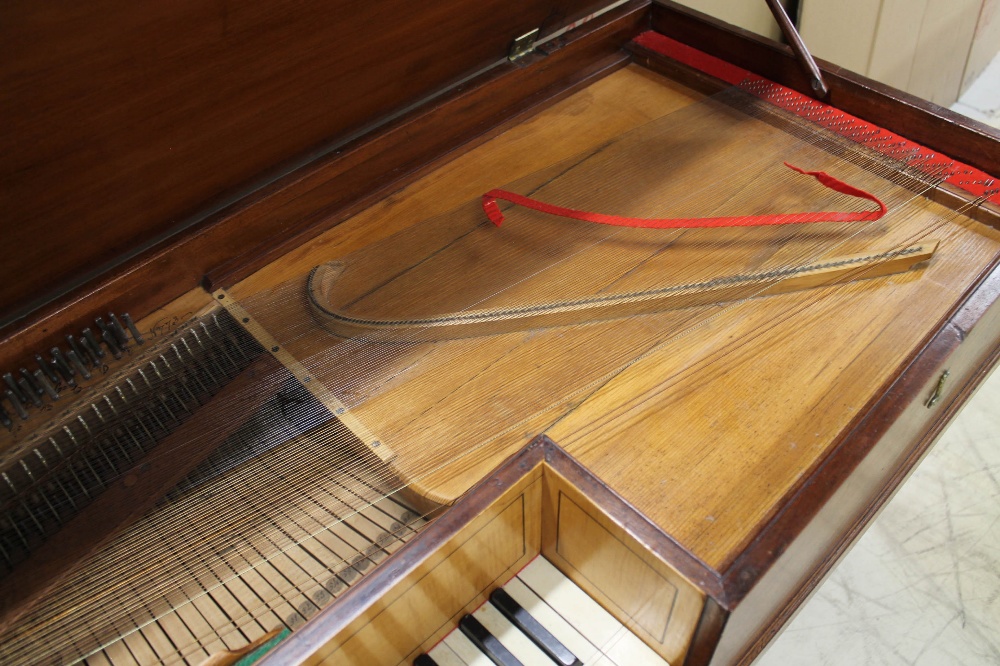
[122,313,144,344]
[1,310,142,421]
[66,335,95,369]
[18,369,44,397]
[66,351,92,380]
[50,348,76,385]
[33,370,59,401]
[82,328,105,360]
[35,354,60,384]
[3,373,27,405]
[108,313,129,346]
[4,390,28,420]
[75,337,100,368]
[101,329,123,359]
[17,378,42,407]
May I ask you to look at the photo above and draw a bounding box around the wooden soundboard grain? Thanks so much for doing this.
[228,63,1000,581]
[227,67,700,297]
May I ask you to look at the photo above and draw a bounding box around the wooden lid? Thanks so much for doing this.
[0,0,609,327]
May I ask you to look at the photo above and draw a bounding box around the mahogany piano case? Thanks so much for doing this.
[2,1,999,665]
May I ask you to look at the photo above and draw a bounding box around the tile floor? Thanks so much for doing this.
[757,57,1000,666]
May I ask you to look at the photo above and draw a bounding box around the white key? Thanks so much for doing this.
[517,557,623,651]
[502,576,600,664]
[604,626,670,666]
[473,602,555,665]
[428,640,469,666]
[443,627,496,666]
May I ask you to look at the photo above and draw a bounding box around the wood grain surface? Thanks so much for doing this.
[229,65,1000,576]
[4,7,1000,664]
[0,0,642,370]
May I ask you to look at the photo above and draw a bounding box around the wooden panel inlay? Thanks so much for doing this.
[310,475,541,666]
[541,466,706,665]
[556,492,678,642]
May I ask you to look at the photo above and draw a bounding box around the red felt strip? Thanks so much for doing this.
[482,162,886,229]
[631,31,1000,208]
[633,30,750,85]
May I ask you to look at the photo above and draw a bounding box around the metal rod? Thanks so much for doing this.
[765,0,829,98]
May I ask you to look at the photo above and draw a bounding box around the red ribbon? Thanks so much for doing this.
[482,162,887,229]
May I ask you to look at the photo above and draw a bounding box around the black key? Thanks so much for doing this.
[459,615,522,666]
[413,655,439,666]
[490,588,582,666]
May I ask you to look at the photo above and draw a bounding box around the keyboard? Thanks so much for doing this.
[415,557,669,666]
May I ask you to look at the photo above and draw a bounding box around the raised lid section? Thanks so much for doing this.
[0,0,611,328]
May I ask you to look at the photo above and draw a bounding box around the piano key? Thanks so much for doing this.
[443,628,497,666]
[515,558,668,666]
[589,658,616,666]
[489,587,582,666]
[426,641,468,666]
[503,578,585,660]
[459,615,522,666]
[472,602,555,666]
[602,627,669,666]
[414,654,440,666]
[516,557,623,651]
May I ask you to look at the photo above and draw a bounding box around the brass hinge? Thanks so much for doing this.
[508,28,540,62]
